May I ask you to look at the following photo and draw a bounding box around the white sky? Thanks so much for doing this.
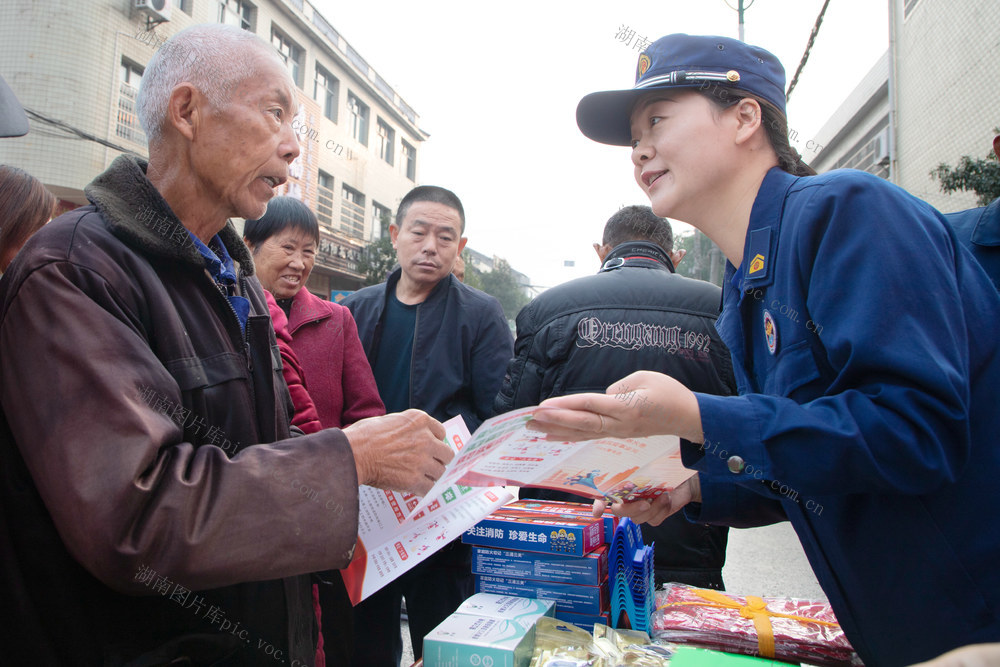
[314,0,889,289]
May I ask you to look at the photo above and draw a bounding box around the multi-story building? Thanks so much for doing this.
[809,0,999,213]
[0,0,427,295]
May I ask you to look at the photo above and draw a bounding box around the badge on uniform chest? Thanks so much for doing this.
[763,309,778,355]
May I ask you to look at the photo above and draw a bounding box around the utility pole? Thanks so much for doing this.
[725,0,756,42]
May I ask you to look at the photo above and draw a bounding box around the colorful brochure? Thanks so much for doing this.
[409,406,694,520]
[340,417,513,605]
[342,407,693,604]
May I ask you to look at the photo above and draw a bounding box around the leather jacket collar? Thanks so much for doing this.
[600,240,674,273]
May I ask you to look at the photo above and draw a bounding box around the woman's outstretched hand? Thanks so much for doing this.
[526,370,704,443]
[590,474,702,526]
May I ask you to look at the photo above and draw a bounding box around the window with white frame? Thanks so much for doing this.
[271,27,303,88]
[376,118,394,166]
[372,201,392,238]
[116,60,145,145]
[401,140,416,181]
[314,65,339,123]
[347,92,369,146]
[218,0,253,30]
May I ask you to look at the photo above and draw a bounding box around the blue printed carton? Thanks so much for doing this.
[471,545,608,586]
[463,510,603,557]
[475,574,608,616]
[507,498,619,544]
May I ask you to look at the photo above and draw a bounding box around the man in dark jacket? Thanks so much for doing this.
[0,24,453,666]
[945,133,1000,288]
[495,205,736,589]
[343,185,513,666]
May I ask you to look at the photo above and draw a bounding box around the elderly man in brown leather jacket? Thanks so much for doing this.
[0,24,453,667]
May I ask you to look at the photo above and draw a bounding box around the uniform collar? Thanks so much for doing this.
[599,240,674,273]
[731,166,797,292]
[971,197,1000,247]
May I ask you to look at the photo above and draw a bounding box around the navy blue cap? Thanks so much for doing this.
[577,34,787,146]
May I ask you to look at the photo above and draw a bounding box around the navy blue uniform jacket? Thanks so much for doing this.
[946,197,1000,289]
[342,268,513,432]
[686,167,1000,666]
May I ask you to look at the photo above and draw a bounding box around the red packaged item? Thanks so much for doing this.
[652,583,862,666]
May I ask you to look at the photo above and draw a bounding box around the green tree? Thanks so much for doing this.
[477,258,530,321]
[932,132,1000,206]
[460,248,483,290]
[674,230,725,287]
[357,235,396,286]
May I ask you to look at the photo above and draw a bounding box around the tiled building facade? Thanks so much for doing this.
[0,0,426,294]
[809,0,999,213]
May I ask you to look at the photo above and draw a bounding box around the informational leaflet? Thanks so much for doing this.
[342,407,693,604]
[409,406,693,519]
[341,416,513,605]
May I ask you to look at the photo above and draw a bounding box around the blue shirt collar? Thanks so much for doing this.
[186,230,239,285]
[186,229,250,334]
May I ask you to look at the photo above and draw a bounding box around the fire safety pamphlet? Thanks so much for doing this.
[340,417,513,605]
[341,406,693,605]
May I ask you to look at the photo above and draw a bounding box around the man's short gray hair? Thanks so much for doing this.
[137,23,278,145]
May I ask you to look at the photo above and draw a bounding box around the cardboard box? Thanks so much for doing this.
[471,545,608,586]
[454,592,555,630]
[423,614,534,667]
[463,511,603,556]
[506,498,619,544]
[476,575,608,615]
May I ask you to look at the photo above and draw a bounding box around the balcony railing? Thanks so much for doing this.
[116,81,146,146]
[341,198,365,239]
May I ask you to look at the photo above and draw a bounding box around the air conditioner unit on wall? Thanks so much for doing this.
[134,0,171,25]
[874,128,890,166]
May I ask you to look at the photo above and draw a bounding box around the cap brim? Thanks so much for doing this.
[577,84,705,146]
[0,75,28,138]
[576,89,645,147]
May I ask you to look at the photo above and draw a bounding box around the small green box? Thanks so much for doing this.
[455,593,556,630]
[423,614,535,667]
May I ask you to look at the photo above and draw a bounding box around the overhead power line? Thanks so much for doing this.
[786,0,833,103]
[23,107,142,156]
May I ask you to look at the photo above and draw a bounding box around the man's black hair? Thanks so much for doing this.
[602,205,673,252]
[244,196,321,249]
[395,185,466,234]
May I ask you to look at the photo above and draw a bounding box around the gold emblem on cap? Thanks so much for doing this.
[638,54,651,77]
[726,70,740,82]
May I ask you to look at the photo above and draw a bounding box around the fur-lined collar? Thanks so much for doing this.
[84,155,254,274]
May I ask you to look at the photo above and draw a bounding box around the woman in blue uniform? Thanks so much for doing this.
[528,34,1000,666]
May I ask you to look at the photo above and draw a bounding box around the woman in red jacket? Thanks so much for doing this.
[245,196,384,667]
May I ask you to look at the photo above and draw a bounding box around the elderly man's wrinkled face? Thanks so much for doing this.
[191,49,299,221]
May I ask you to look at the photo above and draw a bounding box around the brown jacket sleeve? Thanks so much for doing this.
[0,261,359,595]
